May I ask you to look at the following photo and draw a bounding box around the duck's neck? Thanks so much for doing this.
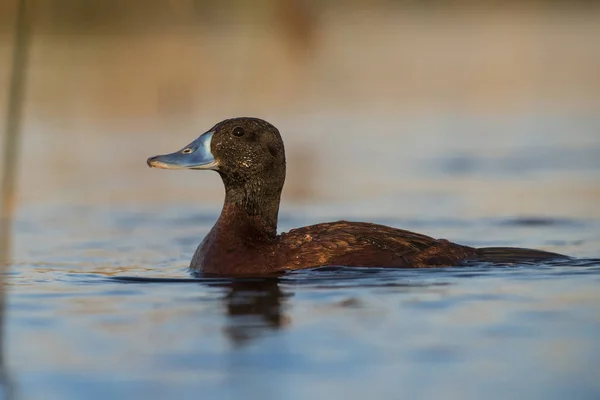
[217,179,282,240]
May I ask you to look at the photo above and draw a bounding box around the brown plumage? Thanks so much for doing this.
[147,117,567,276]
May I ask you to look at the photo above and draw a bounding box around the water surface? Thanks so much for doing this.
[4,113,600,399]
[4,203,599,400]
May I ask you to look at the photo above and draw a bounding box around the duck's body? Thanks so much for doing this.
[148,117,566,276]
[192,203,479,274]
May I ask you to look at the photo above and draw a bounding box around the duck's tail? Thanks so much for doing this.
[475,247,569,263]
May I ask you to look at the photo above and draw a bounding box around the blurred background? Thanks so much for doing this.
[0,0,598,216]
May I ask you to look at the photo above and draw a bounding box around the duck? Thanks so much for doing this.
[147,117,567,275]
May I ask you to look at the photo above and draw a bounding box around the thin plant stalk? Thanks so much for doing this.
[1,0,32,397]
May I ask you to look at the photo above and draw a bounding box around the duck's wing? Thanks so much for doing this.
[281,220,435,250]
[277,220,473,269]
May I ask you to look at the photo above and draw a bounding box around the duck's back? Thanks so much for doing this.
[276,220,478,270]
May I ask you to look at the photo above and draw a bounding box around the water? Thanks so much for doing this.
[2,112,600,399]
[6,209,600,400]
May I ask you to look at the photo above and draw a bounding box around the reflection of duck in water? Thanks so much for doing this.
[148,117,567,275]
[211,279,290,346]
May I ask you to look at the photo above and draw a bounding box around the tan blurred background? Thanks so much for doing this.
[1,0,599,216]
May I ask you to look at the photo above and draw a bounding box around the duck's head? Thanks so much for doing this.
[147,117,286,195]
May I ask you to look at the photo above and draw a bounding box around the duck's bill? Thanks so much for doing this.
[147,131,218,170]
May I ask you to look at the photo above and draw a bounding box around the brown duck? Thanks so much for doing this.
[147,117,566,275]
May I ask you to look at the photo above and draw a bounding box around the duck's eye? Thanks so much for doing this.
[182,148,193,154]
[232,127,245,137]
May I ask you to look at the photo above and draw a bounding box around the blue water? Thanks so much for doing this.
[4,205,600,400]
[3,113,600,399]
